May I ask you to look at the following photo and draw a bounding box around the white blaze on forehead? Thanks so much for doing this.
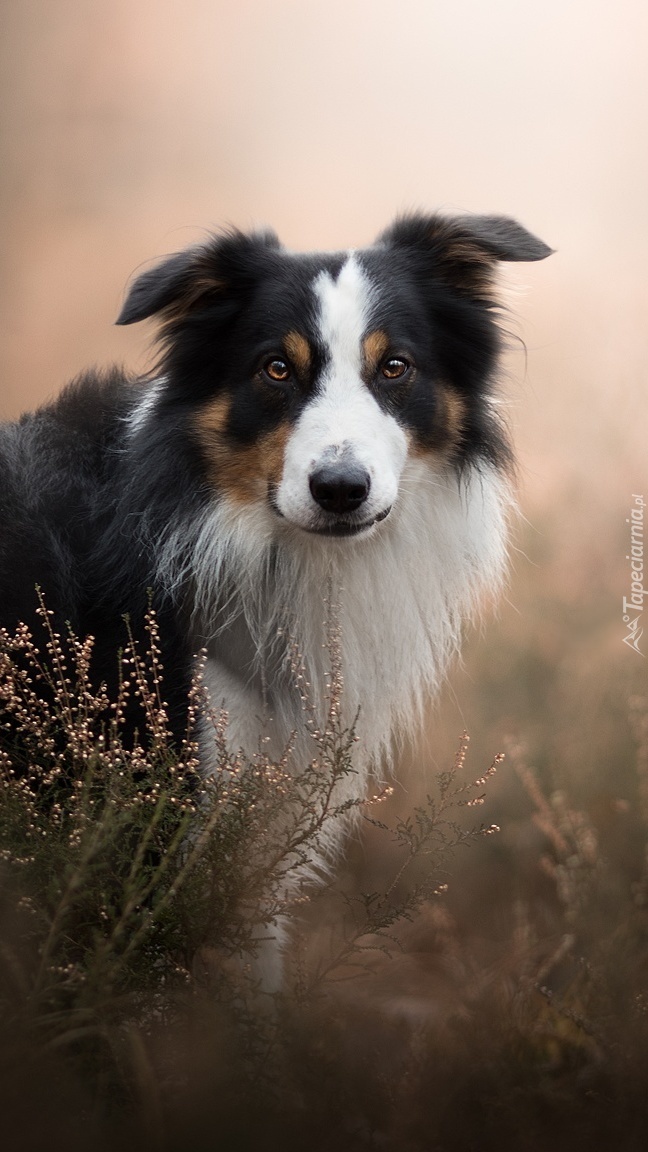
[273,252,409,532]
[313,252,373,381]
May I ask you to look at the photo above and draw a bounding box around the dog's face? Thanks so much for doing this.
[118,215,550,538]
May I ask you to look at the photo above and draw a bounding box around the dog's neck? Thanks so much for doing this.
[161,458,511,771]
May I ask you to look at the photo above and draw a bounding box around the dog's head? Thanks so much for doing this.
[118,214,551,538]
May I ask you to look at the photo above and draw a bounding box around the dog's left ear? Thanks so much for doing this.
[378,213,552,296]
[443,214,552,263]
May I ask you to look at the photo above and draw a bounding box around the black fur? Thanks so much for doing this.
[0,214,551,748]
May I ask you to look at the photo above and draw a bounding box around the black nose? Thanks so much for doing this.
[309,463,371,514]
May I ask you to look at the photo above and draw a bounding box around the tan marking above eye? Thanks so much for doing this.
[284,331,311,376]
[363,329,390,376]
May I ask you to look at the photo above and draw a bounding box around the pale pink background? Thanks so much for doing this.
[1,0,646,512]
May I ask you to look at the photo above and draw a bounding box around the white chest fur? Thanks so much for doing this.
[194,459,511,790]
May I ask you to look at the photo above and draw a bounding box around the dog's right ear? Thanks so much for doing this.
[116,228,281,326]
[116,250,199,325]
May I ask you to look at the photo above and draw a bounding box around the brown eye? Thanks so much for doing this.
[263,358,291,383]
[381,357,411,381]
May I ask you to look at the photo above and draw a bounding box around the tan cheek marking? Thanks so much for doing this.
[408,386,467,461]
[443,390,466,448]
[255,424,291,491]
[363,329,390,377]
[194,395,231,439]
[193,398,290,504]
[284,331,311,377]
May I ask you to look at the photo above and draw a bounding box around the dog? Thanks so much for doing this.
[0,212,550,984]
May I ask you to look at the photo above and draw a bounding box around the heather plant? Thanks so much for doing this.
[291,731,503,994]
[0,596,356,1024]
[503,703,648,1059]
[8,596,648,1150]
[0,593,500,1100]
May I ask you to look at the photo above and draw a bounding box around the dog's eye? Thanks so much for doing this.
[381,357,411,381]
[262,358,291,383]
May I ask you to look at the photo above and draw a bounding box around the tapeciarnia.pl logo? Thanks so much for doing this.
[623,494,645,656]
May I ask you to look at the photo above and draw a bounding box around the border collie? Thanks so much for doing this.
[0,213,550,979]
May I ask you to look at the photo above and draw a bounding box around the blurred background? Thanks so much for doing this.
[0,0,646,922]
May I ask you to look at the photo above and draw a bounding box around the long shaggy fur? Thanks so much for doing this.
[154,456,512,773]
[0,212,550,981]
